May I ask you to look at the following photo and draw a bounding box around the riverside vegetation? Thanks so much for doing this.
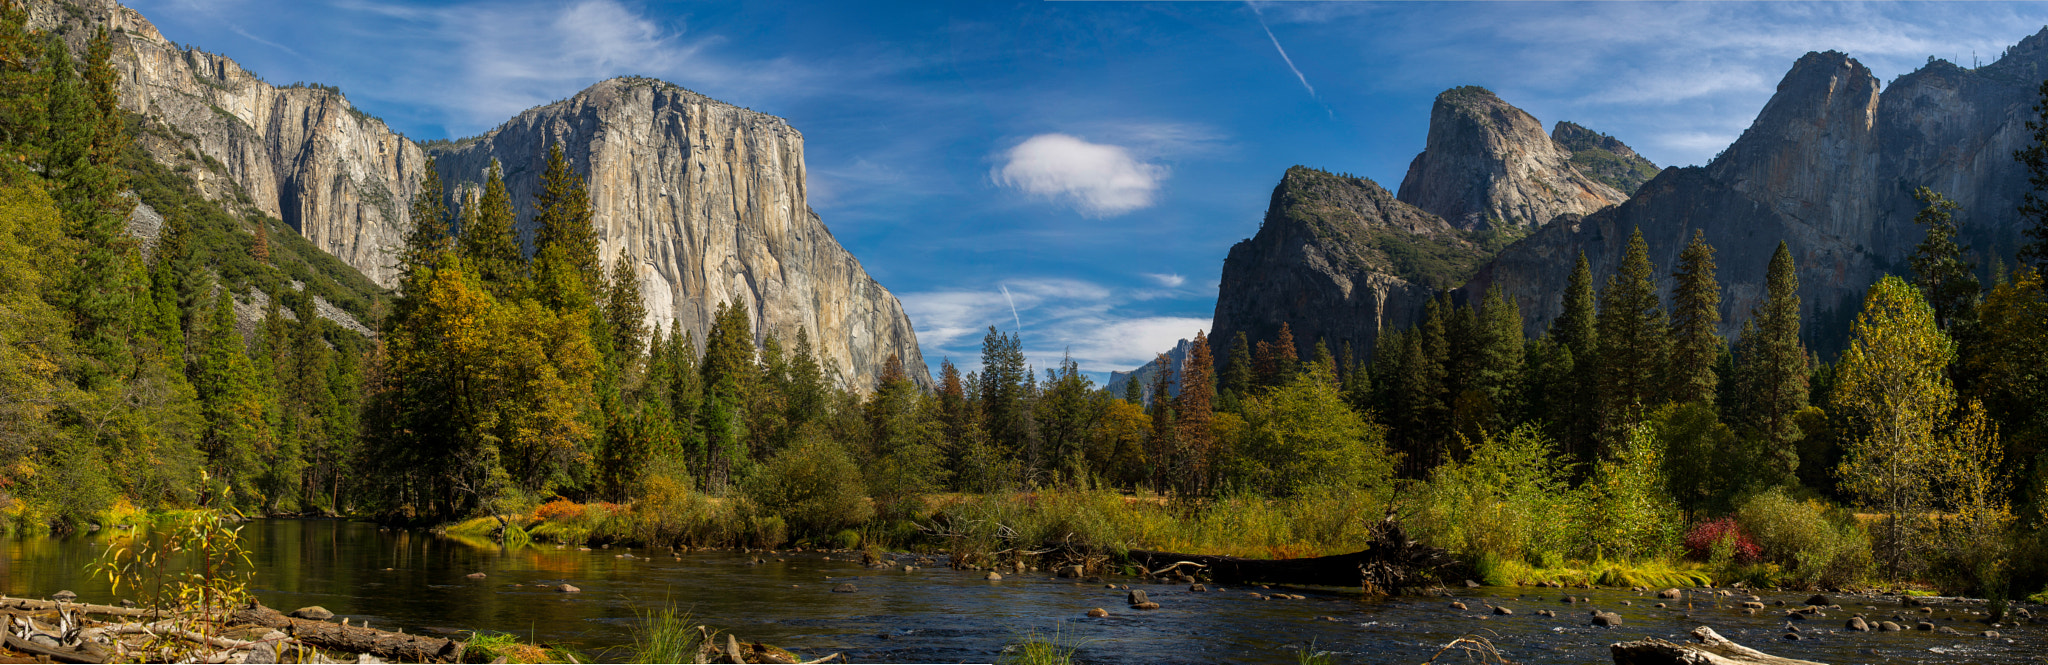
[4,0,2048,642]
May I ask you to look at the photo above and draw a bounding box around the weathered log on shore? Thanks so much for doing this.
[0,596,155,618]
[230,601,463,662]
[1611,627,1826,665]
[1,631,108,664]
[1125,516,1457,594]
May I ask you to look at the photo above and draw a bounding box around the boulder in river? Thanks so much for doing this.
[1657,589,1682,600]
[1127,590,1150,606]
[556,584,581,593]
[289,606,334,620]
[1846,616,1869,631]
[986,572,1003,581]
[1806,594,1830,607]
[1189,584,1207,592]
[1591,612,1622,627]
[1132,601,1161,610]
[1493,606,1514,616]
[1087,608,1109,618]
[1878,621,1901,631]
[832,584,857,593]
[1465,580,1481,588]
[465,572,486,579]
[1450,601,1468,611]
[1916,621,1934,631]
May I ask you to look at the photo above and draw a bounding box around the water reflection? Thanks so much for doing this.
[1,519,2040,664]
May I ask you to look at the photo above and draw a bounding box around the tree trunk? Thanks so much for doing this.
[229,601,463,662]
[1610,626,1827,665]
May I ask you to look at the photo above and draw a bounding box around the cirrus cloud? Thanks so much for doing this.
[992,133,1166,217]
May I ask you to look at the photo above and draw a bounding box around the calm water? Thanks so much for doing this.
[1,519,2041,664]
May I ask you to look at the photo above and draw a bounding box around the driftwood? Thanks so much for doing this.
[1611,627,1827,665]
[230,601,463,662]
[0,596,155,619]
[1125,516,1457,594]
[1,630,109,664]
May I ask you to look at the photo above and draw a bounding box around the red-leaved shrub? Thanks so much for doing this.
[1684,517,1762,563]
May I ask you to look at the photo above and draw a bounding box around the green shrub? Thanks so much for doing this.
[750,515,788,550]
[745,437,874,539]
[834,529,862,550]
[1734,488,1871,589]
[1408,424,1573,567]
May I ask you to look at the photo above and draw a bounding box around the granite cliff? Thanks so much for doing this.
[28,0,423,287]
[1208,166,1487,367]
[427,78,929,388]
[1397,87,1627,232]
[34,1,929,390]
[1552,121,1662,195]
[1466,35,2048,346]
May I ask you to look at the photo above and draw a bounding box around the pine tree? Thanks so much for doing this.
[532,143,601,311]
[461,161,524,296]
[1272,322,1299,381]
[1147,351,1176,491]
[195,289,270,506]
[603,250,646,362]
[1595,228,1668,444]
[1908,187,1978,332]
[1555,251,1598,360]
[0,0,48,158]
[1174,331,1215,496]
[1551,251,1600,462]
[785,326,828,435]
[1669,229,1723,405]
[46,36,135,387]
[1469,287,1524,430]
[398,158,449,292]
[978,325,1032,459]
[1222,331,1253,403]
[1731,242,1807,486]
[2017,79,2048,268]
[700,302,755,490]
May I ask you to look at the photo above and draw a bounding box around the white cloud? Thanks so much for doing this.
[1144,272,1186,288]
[993,134,1167,217]
[900,277,1207,378]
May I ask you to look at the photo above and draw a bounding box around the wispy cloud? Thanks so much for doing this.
[1144,272,1186,288]
[1249,2,1315,99]
[900,277,1207,378]
[992,133,1167,217]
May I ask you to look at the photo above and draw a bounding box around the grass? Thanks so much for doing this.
[1294,639,1335,665]
[1473,552,1712,589]
[998,627,1080,665]
[461,631,558,664]
[633,602,701,664]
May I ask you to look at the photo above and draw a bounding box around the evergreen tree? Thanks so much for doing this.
[1908,187,1978,332]
[785,326,828,435]
[195,289,269,507]
[700,302,755,491]
[398,158,449,292]
[461,161,524,296]
[46,36,135,387]
[1555,251,1598,360]
[603,250,646,362]
[1147,352,1176,491]
[1595,228,1668,444]
[0,0,47,158]
[1272,322,1299,381]
[1222,331,1252,403]
[1174,331,1215,496]
[1468,287,1524,432]
[532,144,600,286]
[1551,251,1600,461]
[978,325,1033,460]
[1730,242,1807,486]
[1669,229,1723,405]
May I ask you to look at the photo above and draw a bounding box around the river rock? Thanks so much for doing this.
[289,606,334,620]
[1493,606,1513,615]
[556,584,580,593]
[832,584,856,593]
[1057,565,1082,578]
[1742,602,1765,610]
[986,572,1002,581]
[1657,589,1682,599]
[1086,608,1108,618]
[1127,590,1150,606]
[1879,621,1901,632]
[1916,621,1935,631]
[1982,630,2000,637]
[50,590,76,603]
[1846,617,1870,631]
[1450,602,1468,611]
[1466,580,1481,588]
[1189,584,1207,592]
[1591,612,1623,627]
[1807,594,1831,607]
[1537,610,1555,617]
[1132,601,1160,610]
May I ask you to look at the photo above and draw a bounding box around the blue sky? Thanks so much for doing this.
[129,0,2048,383]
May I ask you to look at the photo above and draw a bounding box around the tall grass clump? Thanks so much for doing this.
[997,627,1079,665]
[633,603,701,664]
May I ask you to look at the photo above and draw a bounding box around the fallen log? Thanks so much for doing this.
[1124,515,1457,594]
[0,596,156,619]
[1611,626,1826,665]
[229,601,463,662]
[1,631,108,664]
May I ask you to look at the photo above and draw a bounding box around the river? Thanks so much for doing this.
[0,519,2039,663]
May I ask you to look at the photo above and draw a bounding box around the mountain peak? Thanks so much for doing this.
[1396,86,1625,231]
[1552,121,1661,195]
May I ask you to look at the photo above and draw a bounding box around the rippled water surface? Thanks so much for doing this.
[2,519,2043,663]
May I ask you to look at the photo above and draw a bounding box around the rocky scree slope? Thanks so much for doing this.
[1396,86,1627,233]
[1466,36,2048,344]
[428,78,929,389]
[1208,166,1489,369]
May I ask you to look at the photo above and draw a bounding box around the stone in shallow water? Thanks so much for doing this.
[556,584,581,593]
[290,606,334,620]
[832,584,857,593]
[1086,608,1108,618]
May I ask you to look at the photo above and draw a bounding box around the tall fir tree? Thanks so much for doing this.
[1907,187,1979,332]
[1669,229,1723,405]
[0,0,47,158]
[1222,331,1253,403]
[532,143,602,312]
[603,250,646,363]
[46,34,136,387]
[461,161,524,296]
[1595,228,1668,445]
[1469,287,1525,431]
[1731,242,1807,486]
[1551,251,1600,461]
[1147,351,1176,491]
[398,158,449,293]
[1174,331,1215,496]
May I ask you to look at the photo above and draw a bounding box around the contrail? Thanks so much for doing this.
[999,284,1022,332]
[1250,3,1315,99]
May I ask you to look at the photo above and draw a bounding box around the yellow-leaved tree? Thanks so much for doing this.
[1835,275,1955,582]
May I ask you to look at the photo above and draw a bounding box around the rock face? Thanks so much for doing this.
[427,78,929,388]
[1551,121,1662,195]
[1465,40,2048,345]
[1397,87,1625,231]
[1210,166,1487,367]
[28,0,423,288]
[1105,337,1192,403]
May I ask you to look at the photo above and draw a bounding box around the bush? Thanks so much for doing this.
[1734,488,1871,589]
[1684,518,1761,564]
[745,437,873,539]
[1408,424,1573,568]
